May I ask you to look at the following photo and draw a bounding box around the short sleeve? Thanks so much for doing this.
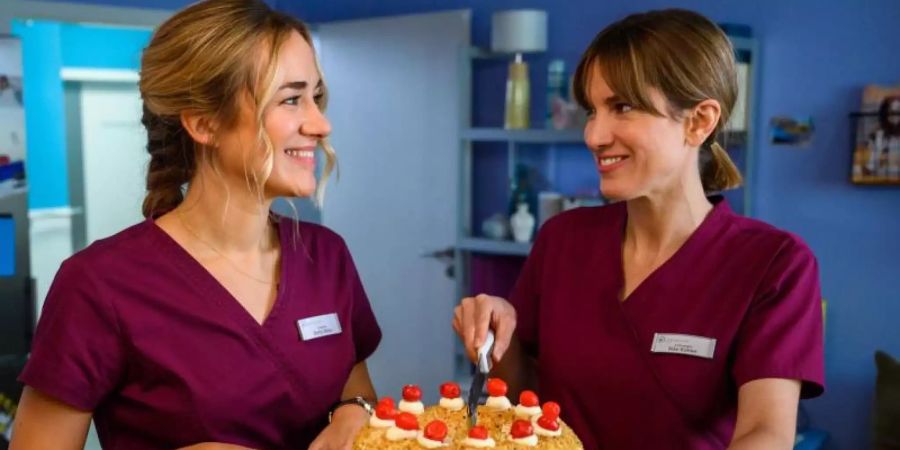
[731,238,825,398]
[509,220,552,358]
[18,258,126,410]
[339,242,382,364]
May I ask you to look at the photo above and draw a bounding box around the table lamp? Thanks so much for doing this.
[491,10,547,129]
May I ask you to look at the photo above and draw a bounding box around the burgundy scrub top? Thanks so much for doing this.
[19,216,382,449]
[511,197,824,450]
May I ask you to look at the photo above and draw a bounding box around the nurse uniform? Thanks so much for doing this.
[511,196,825,449]
[20,217,382,449]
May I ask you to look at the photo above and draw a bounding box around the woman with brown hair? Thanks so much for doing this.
[11,1,381,449]
[454,9,824,450]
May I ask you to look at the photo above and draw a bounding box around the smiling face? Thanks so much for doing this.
[572,10,743,195]
[214,31,331,200]
[583,64,697,201]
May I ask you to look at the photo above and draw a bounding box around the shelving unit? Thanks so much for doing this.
[457,237,532,256]
[461,128,583,143]
[452,47,593,379]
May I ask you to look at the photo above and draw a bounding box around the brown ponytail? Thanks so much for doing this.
[141,106,195,218]
[701,141,743,192]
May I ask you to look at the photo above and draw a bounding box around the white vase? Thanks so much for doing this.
[510,203,535,243]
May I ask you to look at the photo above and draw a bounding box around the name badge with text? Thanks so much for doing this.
[297,313,342,341]
[651,333,717,359]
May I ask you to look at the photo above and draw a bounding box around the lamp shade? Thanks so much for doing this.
[491,10,547,54]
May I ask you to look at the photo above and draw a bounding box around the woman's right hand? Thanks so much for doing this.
[452,294,517,364]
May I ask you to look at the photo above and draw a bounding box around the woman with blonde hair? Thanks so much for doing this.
[11,1,381,449]
[454,9,824,449]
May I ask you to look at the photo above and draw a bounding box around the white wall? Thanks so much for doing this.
[27,209,74,318]
[318,11,468,401]
[79,81,147,243]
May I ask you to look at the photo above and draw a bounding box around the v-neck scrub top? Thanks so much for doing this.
[19,217,382,449]
[511,197,825,450]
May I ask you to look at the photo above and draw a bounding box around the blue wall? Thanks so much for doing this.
[12,20,68,209]
[21,0,192,9]
[60,24,150,70]
[278,1,900,449]
[14,1,900,448]
[10,20,151,209]
[22,0,275,10]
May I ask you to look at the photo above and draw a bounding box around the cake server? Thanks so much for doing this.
[467,329,495,428]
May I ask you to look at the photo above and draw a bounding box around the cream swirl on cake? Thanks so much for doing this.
[438,382,464,411]
[532,401,563,437]
[509,419,538,446]
[369,397,398,428]
[399,384,425,415]
[514,390,542,419]
[416,420,450,448]
[460,425,496,448]
[484,378,512,411]
[385,412,419,441]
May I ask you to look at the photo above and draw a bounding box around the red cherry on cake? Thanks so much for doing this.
[423,420,448,441]
[468,425,489,440]
[542,401,561,420]
[537,415,560,431]
[375,403,398,420]
[402,384,422,402]
[395,412,419,431]
[486,378,508,397]
[440,382,461,399]
[519,390,539,407]
[510,419,534,438]
[378,396,395,409]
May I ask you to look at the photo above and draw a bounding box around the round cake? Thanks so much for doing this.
[353,379,584,449]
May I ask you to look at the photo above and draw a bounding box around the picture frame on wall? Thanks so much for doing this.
[0,35,27,196]
[851,85,900,185]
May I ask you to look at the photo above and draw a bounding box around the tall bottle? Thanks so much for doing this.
[504,53,530,129]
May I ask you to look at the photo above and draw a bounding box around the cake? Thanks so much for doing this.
[353,379,584,449]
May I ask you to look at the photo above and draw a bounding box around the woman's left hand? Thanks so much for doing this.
[308,405,369,450]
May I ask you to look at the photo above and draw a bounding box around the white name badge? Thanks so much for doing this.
[297,313,342,341]
[651,333,717,359]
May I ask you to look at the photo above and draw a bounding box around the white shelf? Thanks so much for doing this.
[457,237,531,256]
[461,128,584,144]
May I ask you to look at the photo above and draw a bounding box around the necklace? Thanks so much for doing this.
[176,211,279,285]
